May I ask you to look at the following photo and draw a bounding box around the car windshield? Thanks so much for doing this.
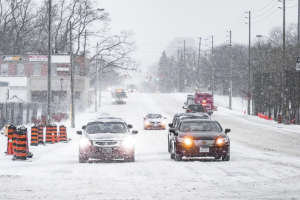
[86,122,128,134]
[179,122,222,132]
[147,114,162,119]
[115,92,126,97]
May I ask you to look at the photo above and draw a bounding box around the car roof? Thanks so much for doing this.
[180,119,216,123]
[88,118,125,124]
[146,113,162,116]
[175,113,206,117]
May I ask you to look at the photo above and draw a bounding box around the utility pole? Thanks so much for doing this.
[70,22,75,128]
[183,40,186,90]
[283,0,289,123]
[247,11,251,115]
[177,48,180,92]
[229,30,233,110]
[99,56,101,107]
[212,35,214,100]
[298,0,300,46]
[196,37,201,89]
[47,0,52,125]
[95,43,98,112]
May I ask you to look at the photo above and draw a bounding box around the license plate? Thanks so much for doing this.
[102,148,112,154]
[200,147,209,153]
[154,124,158,127]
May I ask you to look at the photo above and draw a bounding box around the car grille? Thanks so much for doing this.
[94,141,120,146]
[150,121,160,124]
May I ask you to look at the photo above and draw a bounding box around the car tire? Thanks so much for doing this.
[170,152,175,159]
[79,155,88,163]
[175,153,182,161]
[126,153,135,162]
[222,149,230,161]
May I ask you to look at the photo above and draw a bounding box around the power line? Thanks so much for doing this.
[252,1,278,18]
[233,24,246,37]
[252,0,276,13]
[252,8,279,24]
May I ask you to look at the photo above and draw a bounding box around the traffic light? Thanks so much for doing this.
[146,76,149,82]
[156,77,159,81]
[124,74,128,79]
[149,76,152,82]
[161,75,164,81]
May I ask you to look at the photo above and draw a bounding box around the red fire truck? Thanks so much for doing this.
[194,92,214,115]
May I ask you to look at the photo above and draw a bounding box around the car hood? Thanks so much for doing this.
[147,118,163,122]
[179,131,225,140]
[87,133,128,141]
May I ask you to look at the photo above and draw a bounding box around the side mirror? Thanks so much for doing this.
[174,132,178,136]
[225,129,231,134]
[76,130,82,135]
[169,128,175,133]
[143,118,146,120]
[183,106,187,109]
[164,117,166,119]
[128,124,133,129]
[168,123,173,128]
[132,130,138,134]
[82,125,86,130]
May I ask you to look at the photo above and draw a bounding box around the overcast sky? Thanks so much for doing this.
[98,0,298,70]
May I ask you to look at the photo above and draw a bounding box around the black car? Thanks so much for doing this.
[169,119,230,161]
[184,104,206,113]
[167,113,211,153]
[77,118,138,163]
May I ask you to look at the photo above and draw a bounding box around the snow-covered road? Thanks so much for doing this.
[1,92,300,199]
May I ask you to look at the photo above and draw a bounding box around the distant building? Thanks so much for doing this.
[0,55,91,111]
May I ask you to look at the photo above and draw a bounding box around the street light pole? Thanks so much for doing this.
[70,21,75,128]
[229,30,233,110]
[95,43,98,112]
[47,0,52,125]
[212,35,215,101]
[247,11,251,115]
[283,0,289,123]
[99,56,102,108]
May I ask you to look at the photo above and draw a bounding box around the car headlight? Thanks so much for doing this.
[79,138,92,148]
[178,138,193,146]
[123,98,127,101]
[216,137,228,146]
[161,120,166,125]
[122,137,135,148]
[183,138,193,146]
[144,120,150,125]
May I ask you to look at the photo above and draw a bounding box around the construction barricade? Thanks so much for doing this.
[13,130,27,160]
[7,125,16,155]
[30,126,38,146]
[52,124,57,143]
[59,125,68,142]
[45,125,53,144]
[38,125,44,144]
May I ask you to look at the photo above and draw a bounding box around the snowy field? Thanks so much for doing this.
[1,92,300,199]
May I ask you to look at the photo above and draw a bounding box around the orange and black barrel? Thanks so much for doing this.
[14,130,27,160]
[59,125,68,142]
[18,127,29,154]
[7,125,16,155]
[13,129,18,155]
[52,124,57,143]
[45,125,52,143]
[30,126,38,146]
[37,125,44,144]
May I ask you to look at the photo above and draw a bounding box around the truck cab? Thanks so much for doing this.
[194,92,214,115]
